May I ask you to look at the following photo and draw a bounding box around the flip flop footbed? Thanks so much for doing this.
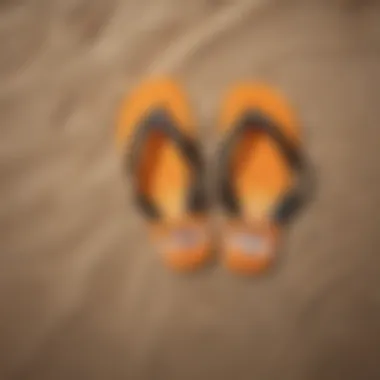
[218,83,301,274]
[117,78,210,271]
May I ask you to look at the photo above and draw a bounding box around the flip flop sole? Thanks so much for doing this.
[218,83,301,275]
[117,78,211,271]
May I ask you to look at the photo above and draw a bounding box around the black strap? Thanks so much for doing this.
[217,111,313,224]
[126,108,207,219]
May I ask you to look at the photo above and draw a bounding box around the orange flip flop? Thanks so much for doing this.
[116,78,211,271]
[216,83,311,275]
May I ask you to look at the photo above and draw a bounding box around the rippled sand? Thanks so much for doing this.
[0,0,380,379]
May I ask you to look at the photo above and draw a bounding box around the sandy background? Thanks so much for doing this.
[0,0,380,379]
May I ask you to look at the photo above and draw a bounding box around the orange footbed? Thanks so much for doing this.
[116,78,210,271]
[136,131,191,219]
[232,130,291,219]
[219,84,300,274]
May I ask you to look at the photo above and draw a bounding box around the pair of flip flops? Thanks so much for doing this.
[116,78,310,275]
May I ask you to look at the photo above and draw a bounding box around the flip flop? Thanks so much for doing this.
[116,78,210,271]
[216,83,311,275]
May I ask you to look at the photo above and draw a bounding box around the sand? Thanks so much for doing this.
[0,0,380,379]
